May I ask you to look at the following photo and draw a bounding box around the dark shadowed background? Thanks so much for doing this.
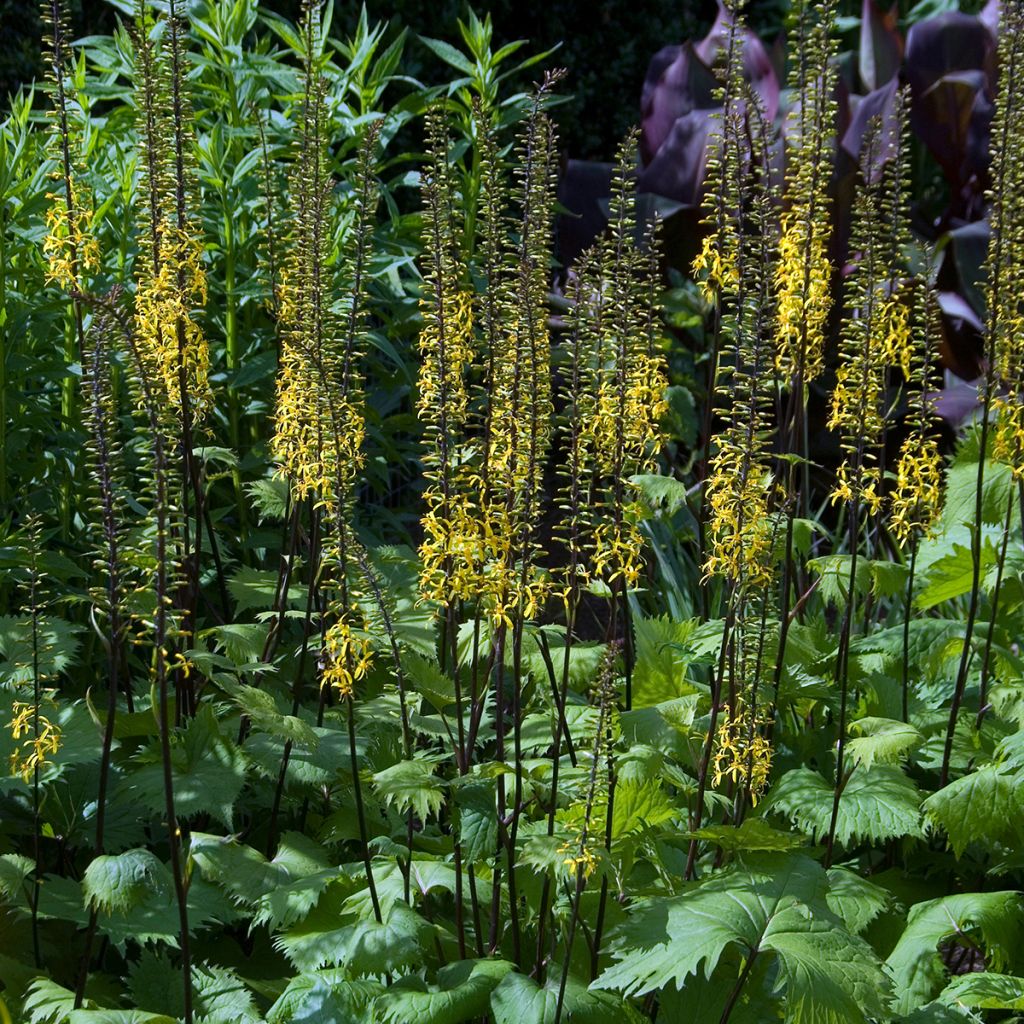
[0,0,792,158]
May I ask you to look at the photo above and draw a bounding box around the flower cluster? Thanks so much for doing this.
[890,434,943,544]
[711,697,772,804]
[704,438,775,588]
[9,701,62,783]
[43,179,99,292]
[135,225,211,419]
[988,4,1024,480]
[774,0,837,383]
[320,615,374,700]
[828,93,912,513]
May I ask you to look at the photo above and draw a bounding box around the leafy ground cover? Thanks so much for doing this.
[1,1,1023,1023]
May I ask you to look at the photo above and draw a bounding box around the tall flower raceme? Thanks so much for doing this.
[582,134,669,593]
[701,85,778,595]
[774,0,837,387]
[701,83,781,818]
[823,94,914,865]
[989,0,1024,482]
[132,0,211,426]
[484,74,562,626]
[271,5,382,700]
[416,106,483,610]
[828,97,911,520]
[690,2,746,311]
[41,0,97,480]
[889,280,943,548]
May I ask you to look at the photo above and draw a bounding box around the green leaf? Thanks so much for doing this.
[825,868,892,935]
[379,958,515,1024]
[454,779,498,863]
[886,891,1024,1013]
[206,623,268,666]
[373,758,445,823]
[24,979,88,1024]
[490,971,644,1024]
[418,35,476,75]
[595,852,892,1024]
[127,706,247,828]
[191,964,260,1024]
[630,615,700,707]
[610,777,676,839]
[267,971,384,1024]
[0,615,82,684]
[68,1012,177,1024]
[630,473,690,514]
[846,718,923,771]
[917,541,998,609]
[275,901,431,974]
[940,972,1024,1011]
[921,765,1024,857]
[0,852,34,897]
[247,477,291,522]
[767,766,924,845]
[190,833,289,903]
[82,849,170,915]
[683,818,804,852]
[228,566,306,613]
[222,682,319,750]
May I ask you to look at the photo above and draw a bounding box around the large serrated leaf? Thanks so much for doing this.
[595,853,891,1024]
[379,958,515,1024]
[83,849,170,915]
[767,765,924,845]
[921,765,1024,857]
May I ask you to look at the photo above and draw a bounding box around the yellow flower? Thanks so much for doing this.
[43,180,100,291]
[692,232,739,306]
[559,839,598,879]
[711,699,772,805]
[135,224,211,420]
[321,616,374,699]
[890,432,943,544]
[703,437,775,589]
[9,701,62,783]
[774,206,831,382]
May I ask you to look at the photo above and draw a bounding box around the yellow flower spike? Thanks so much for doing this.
[890,433,943,544]
[135,224,211,420]
[710,698,773,805]
[8,702,63,783]
[43,180,100,291]
[692,232,740,306]
[321,615,374,700]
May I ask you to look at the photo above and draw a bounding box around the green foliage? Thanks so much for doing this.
[2,2,1024,1024]
[596,853,892,1023]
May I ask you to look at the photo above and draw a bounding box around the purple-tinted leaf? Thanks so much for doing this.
[944,220,989,320]
[693,1,780,121]
[905,14,995,191]
[840,78,900,177]
[936,290,984,333]
[919,73,992,191]
[637,109,716,208]
[640,43,718,164]
[980,0,1000,37]
[859,0,904,92]
[933,374,981,425]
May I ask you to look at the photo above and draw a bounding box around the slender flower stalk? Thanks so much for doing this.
[941,0,1024,785]
[824,94,911,865]
[890,278,943,723]
[688,70,779,878]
